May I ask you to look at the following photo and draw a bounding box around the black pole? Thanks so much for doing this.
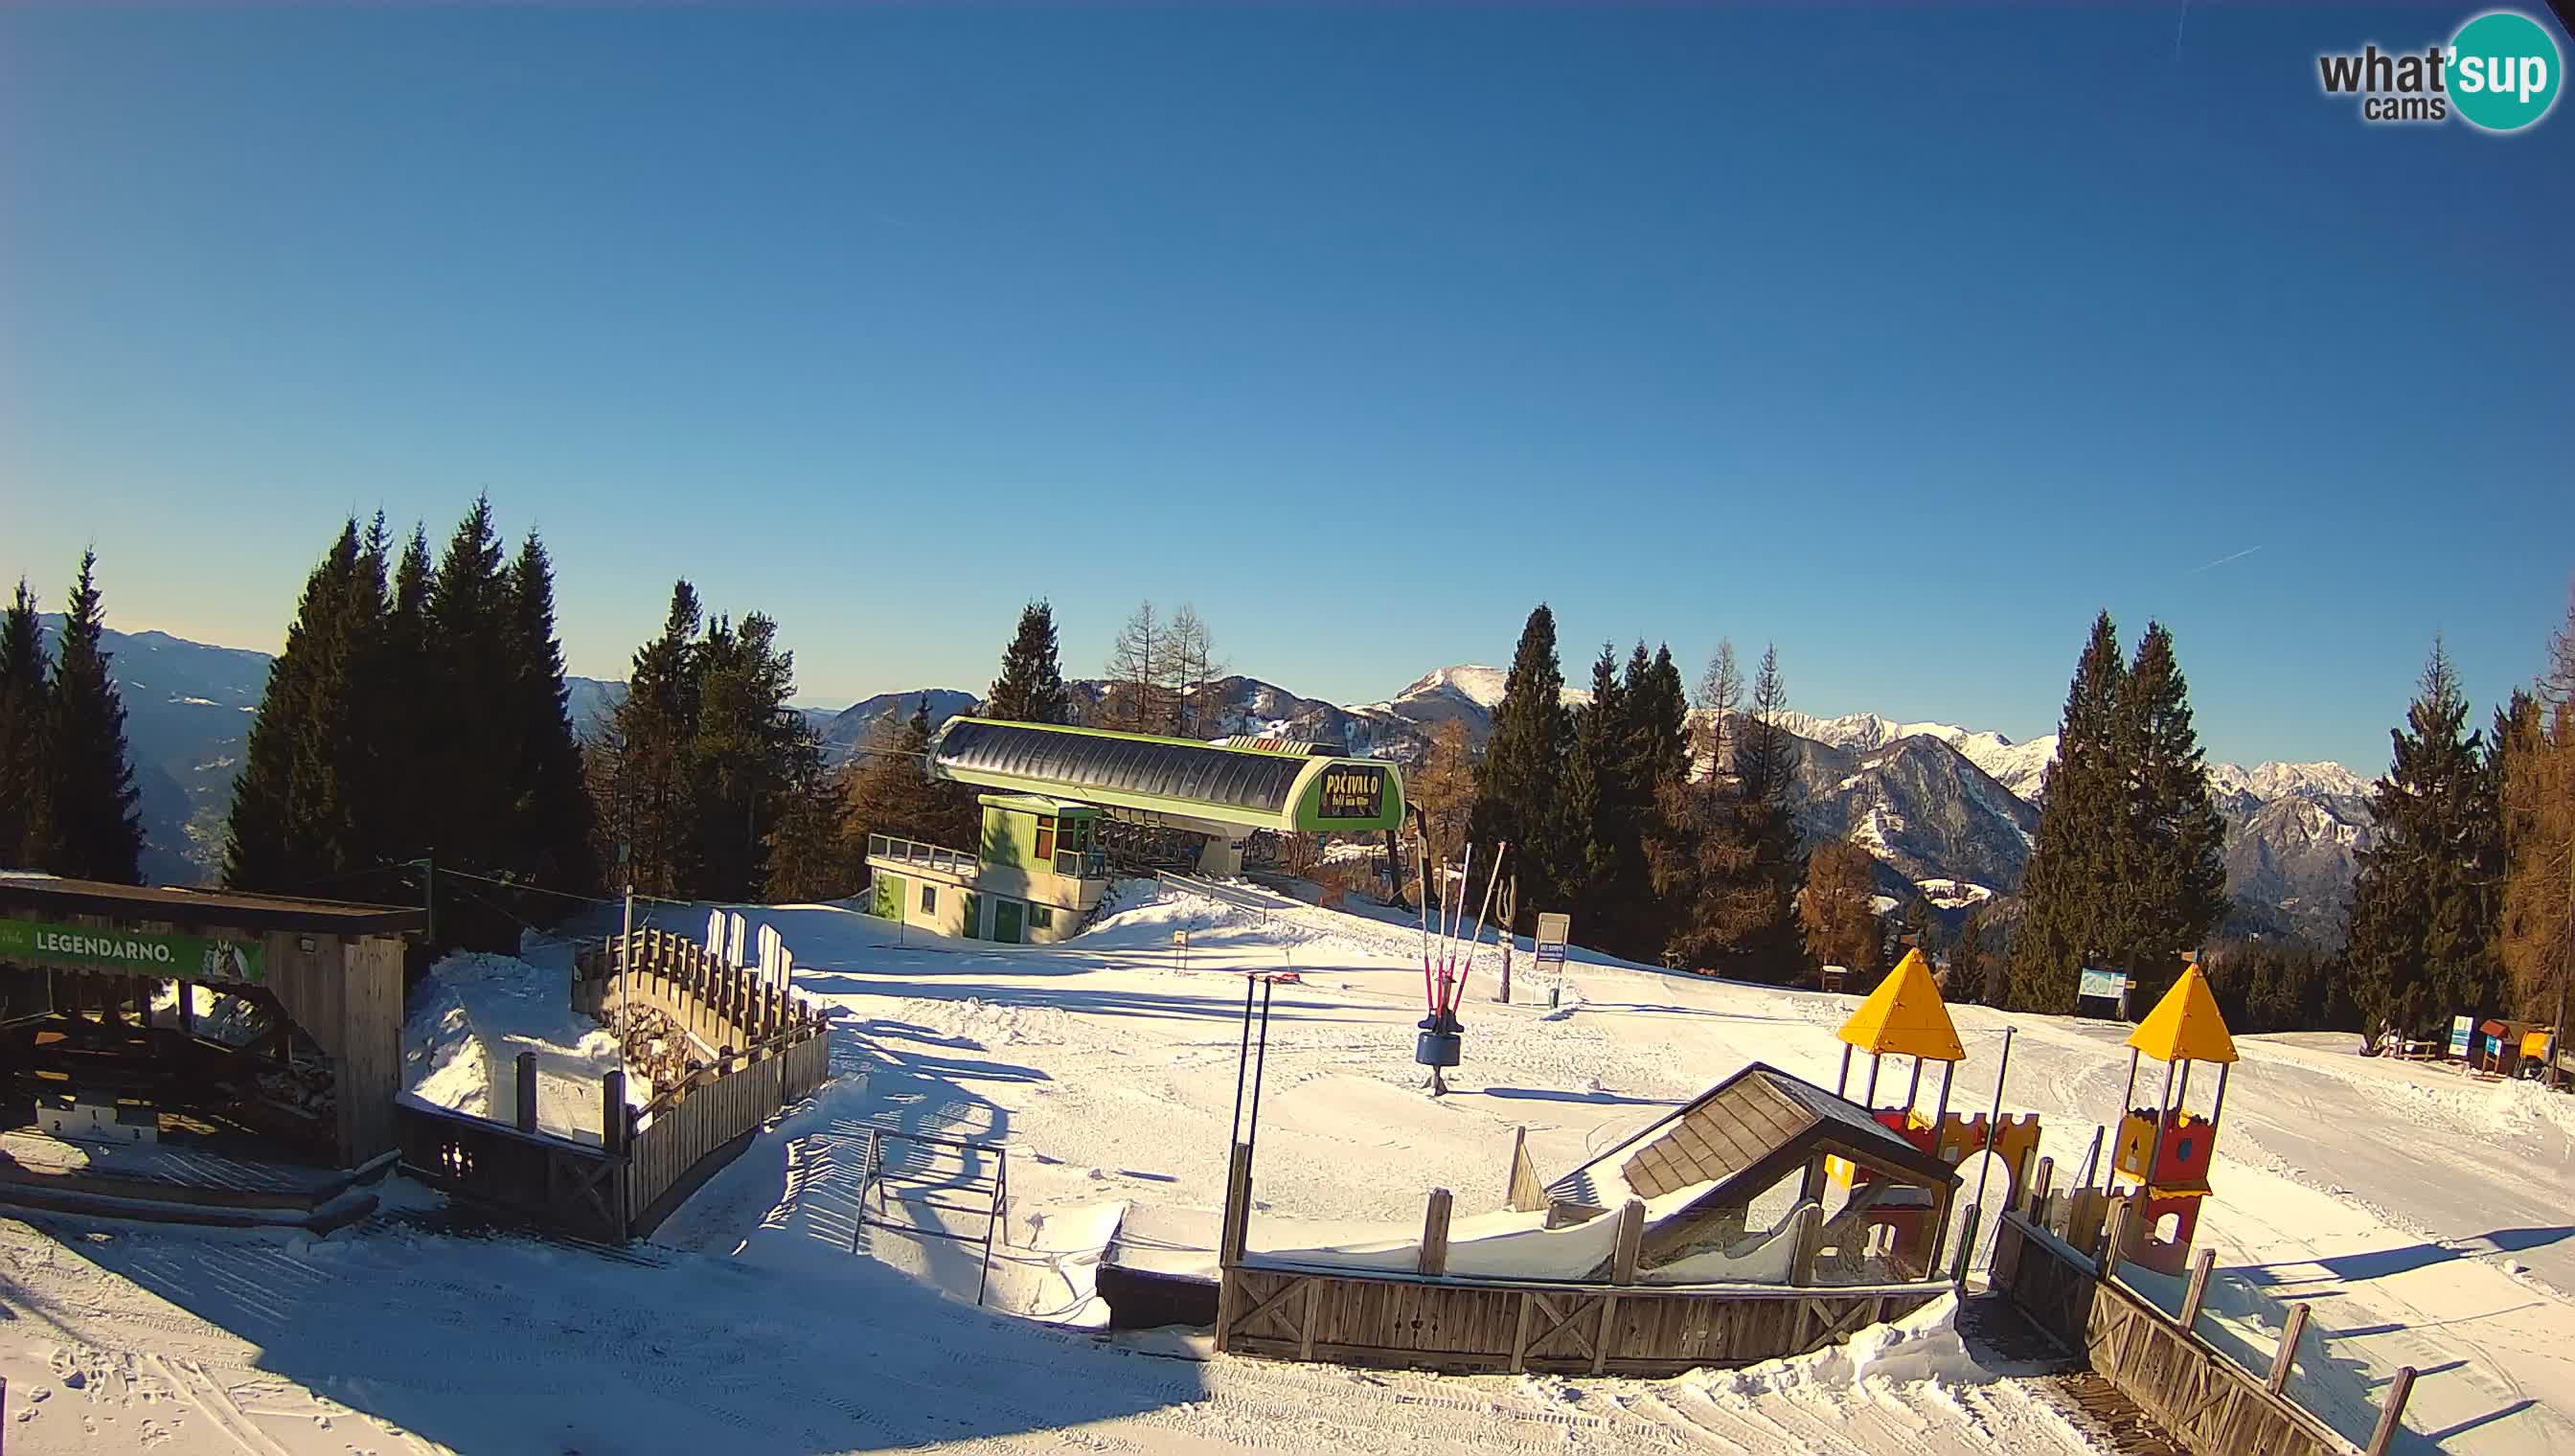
[1246,979,1275,1155]
[1229,974,1255,1143]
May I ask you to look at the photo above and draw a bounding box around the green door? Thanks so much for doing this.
[959,892,981,939]
[993,899,1024,944]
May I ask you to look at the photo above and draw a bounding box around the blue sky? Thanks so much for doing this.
[3,4,2567,771]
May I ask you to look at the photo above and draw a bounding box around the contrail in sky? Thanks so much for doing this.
[2186,545,2263,575]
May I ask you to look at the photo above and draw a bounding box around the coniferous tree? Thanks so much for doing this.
[763,721,855,902]
[424,494,518,882]
[1649,641,1799,978]
[0,580,49,867]
[1562,644,1629,939]
[690,611,806,899]
[2006,612,2129,1010]
[2346,643,2506,1033]
[1470,604,1573,923]
[987,601,1070,724]
[505,532,599,896]
[599,582,705,897]
[35,552,144,883]
[365,524,440,866]
[226,519,379,892]
[1947,905,1991,1006]
[2109,623,2228,1012]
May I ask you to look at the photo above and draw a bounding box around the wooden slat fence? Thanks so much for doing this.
[403,928,835,1242]
[1994,1209,2394,1456]
[1216,1262,1948,1376]
[394,1096,627,1243]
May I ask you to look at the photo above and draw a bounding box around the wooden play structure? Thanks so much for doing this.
[2106,963,2235,1277]
[1830,949,2041,1271]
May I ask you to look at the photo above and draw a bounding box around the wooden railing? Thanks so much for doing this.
[403,929,835,1242]
[573,926,824,1053]
[394,1087,629,1244]
[1994,1202,2408,1456]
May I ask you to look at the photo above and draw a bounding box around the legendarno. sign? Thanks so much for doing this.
[0,917,264,983]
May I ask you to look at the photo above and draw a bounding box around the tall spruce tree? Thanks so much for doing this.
[2006,612,2129,1010]
[599,582,705,897]
[424,494,519,882]
[36,552,145,883]
[0,580,49,867]
[689,611,804,899]
[988,601,1070,724]
[505,532,599,895]
[2109,623,2228,1012]
[226,519,379,892]
[1947,905,1991,1006]
[763,720,854,902]
[1470,604,1573,923]
[365,524,440,866]
[1561,644,1629,941]
[2346,643,2507,1032]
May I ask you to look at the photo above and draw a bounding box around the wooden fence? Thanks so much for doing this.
[400,929,833,1242]
[1217,1261,1947,1376]
[1994,1206,2404,1456]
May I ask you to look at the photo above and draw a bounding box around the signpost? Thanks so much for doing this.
[2075,965,2130,1020]
[1175,927,1190,977]
[2448,1013,2474,1060]
[0,917,263,983]
[1533,912,1570,1010]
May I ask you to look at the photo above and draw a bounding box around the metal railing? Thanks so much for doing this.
[867,833,982,880]
[1052,848,1108,879]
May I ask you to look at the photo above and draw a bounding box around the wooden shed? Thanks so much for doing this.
[0,876,422,1170]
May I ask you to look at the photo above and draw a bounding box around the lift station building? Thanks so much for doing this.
[862,719,1406,944]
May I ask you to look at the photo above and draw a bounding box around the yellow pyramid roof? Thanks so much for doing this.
[2127,966,2238,1064]
[1837,948,1965,1060]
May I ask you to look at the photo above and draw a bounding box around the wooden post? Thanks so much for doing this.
[2178,1247,2217,1331]
[514,1052,538,1134]
[175,979,194,1035]
[601,1071,627,1156]
[1418,1188,1453,1276]
[2365,1366,2417,1456]
[2267,1303,2312,1395]
[2028,1155,2054,1218]
[2098,1193,2133,1274]
[1610,1198,1645,1285]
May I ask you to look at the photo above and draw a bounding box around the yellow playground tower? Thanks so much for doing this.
[2108,960,2238,1276]
[1830,949,2041,1263]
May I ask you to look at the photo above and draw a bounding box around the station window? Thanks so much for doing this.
[1035,815,1057,862]
[1029,904,1054,930]
[921,884,937,914]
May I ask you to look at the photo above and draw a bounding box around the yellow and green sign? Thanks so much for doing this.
[0,917,263,983]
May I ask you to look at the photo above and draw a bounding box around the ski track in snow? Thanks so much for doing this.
[2,880,2567,1454]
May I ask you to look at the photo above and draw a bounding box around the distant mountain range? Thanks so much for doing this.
[34,625,2376,944]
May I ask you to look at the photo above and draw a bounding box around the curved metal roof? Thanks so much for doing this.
[930,718,1312,818]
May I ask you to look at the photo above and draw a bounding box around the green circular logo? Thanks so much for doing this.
[2450,11,2563,132]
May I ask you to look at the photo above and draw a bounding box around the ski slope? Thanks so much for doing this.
[0,879,2565,1454]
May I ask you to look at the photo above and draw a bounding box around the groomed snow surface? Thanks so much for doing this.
[2,880,2568,1454]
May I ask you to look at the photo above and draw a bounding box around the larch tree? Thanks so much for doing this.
[1799,840,1885,982]
[0,580,50,867]
[1105,601,1169,735]
[35,551,145,883]
[2345,642,2506,1033]
[1409,719,1477,874]
[987,601,1070,724]
[2499,587,2575,1025]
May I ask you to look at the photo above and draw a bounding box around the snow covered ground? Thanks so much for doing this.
[0,879,2567,1453]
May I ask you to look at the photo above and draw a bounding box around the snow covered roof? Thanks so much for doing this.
[1543,1063,1956,1222]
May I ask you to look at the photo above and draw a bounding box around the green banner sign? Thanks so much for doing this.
[0,917,264,983]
